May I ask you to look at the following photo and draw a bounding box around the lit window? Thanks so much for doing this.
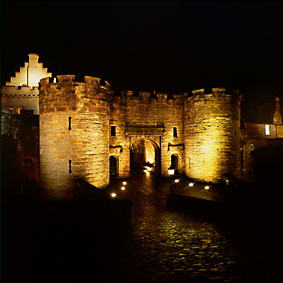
[111,126,116,136]
[173,127,177,137]
[265,124,270,136]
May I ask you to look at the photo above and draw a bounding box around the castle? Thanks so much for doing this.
[2,54,283,199]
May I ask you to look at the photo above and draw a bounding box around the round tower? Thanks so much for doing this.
[39,75,110,199]
[184,88,242,183]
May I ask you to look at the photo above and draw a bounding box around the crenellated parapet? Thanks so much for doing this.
[118,89,186,105]
[1,85,39,96]
[39,75,111,114]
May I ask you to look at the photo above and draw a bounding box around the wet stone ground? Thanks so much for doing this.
[107,171,240,282]
[3,170,283,282]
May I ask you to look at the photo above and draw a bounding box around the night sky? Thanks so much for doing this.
[2,1,283,123]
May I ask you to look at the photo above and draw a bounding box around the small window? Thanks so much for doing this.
[265,124,270,136]
[68,117,72,130]
[111,126,116,136]
[173,127,177,137]
[69,160,72,174]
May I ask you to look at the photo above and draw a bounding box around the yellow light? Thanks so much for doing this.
[121,186,126,191]
[175,179,179,183]
[145,171,150,176]
[122,181,127,185]
[144,169,148,173]
[168,169,175,176]
[111,193,117,198]
[189,182,194,187]
[145,166,152,171]
[204,186,210,190]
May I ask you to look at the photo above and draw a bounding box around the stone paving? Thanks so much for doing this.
[106,170,240,282]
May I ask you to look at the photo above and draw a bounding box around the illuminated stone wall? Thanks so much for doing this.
[1,86,40,114]
[109,91,185,177]
[184,88,242,183]
[39,75,110,199]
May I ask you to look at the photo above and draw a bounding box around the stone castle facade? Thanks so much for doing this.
[39,75,242,198]
[2,54,283,199]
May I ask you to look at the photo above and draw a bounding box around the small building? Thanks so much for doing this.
[241,97,283,183]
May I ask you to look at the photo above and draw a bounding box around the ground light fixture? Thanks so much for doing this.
[111,193,117,198]
[122,181,127,185]
[204,185,210,190]
[189,182,194,187]
[121,186,126,191]
[175,179,180,183]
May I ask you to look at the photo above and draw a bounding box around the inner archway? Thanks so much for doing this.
[130,139,160,173]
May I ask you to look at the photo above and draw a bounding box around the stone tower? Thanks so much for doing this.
[39,75,110,199]
[184,88,242,183]
[273,97,282,125]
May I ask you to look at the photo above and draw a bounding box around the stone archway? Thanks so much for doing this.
[130,138,161,173]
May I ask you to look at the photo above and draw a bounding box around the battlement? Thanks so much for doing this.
[189,88,241,104]
[39,75,111,115]
[1,85,39,97]
[119,90,185,105]
[40,75,110,91]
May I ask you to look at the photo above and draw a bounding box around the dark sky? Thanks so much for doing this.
[2,0,283,122]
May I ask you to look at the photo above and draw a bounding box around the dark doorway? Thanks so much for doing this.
[110,156,118,177]
[171,154,178,173]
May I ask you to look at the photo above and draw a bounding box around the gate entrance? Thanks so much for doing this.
[130,139,160,173]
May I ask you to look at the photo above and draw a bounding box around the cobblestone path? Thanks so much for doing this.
[109,171,240,282]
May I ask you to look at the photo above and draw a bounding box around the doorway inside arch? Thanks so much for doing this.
[171,154,179,174]
[110,156,118,177]
[130,139,160,174]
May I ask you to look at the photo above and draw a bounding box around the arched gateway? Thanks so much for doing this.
[130,138,161,173]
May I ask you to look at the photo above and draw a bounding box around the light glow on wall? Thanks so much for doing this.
[145,140,156,165]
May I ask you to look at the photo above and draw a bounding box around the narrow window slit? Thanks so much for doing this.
[69,117,72,130]
[69,160,72,174]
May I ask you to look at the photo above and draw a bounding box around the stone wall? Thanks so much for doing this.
[109,91,185,177]
[184,88,242,183]
[39,75,110,199]
[1,86,40,114]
